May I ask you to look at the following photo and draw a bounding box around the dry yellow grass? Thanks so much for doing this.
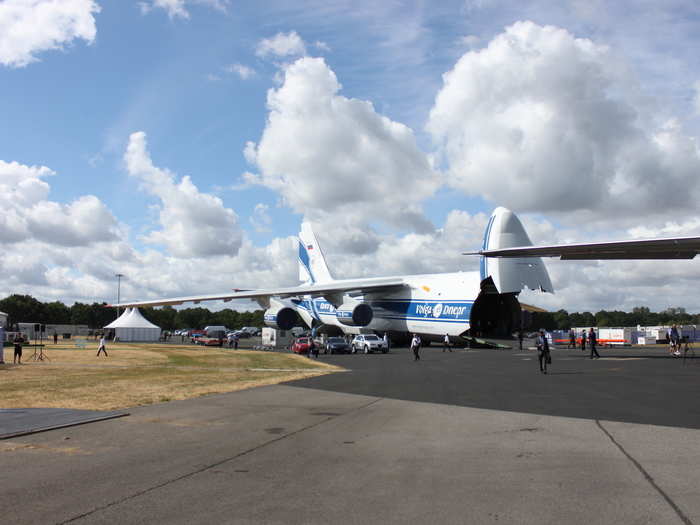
[0,340,340,411]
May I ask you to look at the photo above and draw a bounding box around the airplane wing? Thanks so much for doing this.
[465,236,700,260]
[109,277,407,308]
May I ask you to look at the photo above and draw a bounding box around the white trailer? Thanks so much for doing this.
[262,327,294,350]
[597,327,633,346]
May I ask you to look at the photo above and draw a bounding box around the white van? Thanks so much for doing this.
[204,326,228,338]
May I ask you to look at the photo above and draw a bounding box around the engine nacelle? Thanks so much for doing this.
[335,300,373,327]
[264,303,298,330]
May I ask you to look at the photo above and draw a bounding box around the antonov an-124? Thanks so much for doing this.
[112,207,700,343]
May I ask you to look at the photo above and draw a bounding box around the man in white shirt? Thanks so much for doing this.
[97,335,108,357]
[443,333,452,352]
[410,334,421,361]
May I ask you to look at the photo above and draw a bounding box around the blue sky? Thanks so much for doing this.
[2,0,700,312]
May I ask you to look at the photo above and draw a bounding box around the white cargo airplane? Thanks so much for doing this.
[112,207,700,342]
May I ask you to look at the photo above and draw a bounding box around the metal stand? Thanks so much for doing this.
[29,330,49,361]
[682,340,694,365]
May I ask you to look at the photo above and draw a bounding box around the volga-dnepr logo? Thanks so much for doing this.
[415,302,466,318]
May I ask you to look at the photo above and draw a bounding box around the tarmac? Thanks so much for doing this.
[0,344,699,524]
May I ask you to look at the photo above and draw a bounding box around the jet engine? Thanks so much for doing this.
[264,303,298,330]
[335,300,373,327]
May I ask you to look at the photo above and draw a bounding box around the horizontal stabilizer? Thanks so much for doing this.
[468,236,700,260]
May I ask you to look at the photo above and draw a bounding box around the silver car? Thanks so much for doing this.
[351,334,387,354]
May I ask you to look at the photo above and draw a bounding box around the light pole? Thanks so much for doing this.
[115,273,125,318]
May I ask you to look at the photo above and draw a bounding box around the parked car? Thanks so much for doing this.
[291,337,311,354]
[189,330,206,343]
[198,337,224,347]
[351,334,387,354]
[325,336,350,354]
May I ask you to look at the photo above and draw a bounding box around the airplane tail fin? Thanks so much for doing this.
[480,207,553,294]
[298,222,334,284]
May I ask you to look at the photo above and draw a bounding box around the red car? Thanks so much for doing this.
[291,337,311,354]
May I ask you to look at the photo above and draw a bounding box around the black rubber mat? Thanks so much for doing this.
[0,408,128,439]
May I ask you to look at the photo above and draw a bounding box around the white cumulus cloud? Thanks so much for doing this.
[244,56,440,232]
[124,131,243,258]
[0,0,100,67]
[0,159,120,246]
[139,0,229,19]
[250,203,272,232]
[224,62,255,79]
[256,31,307,59]
[693,80,700,116]
[428,21,700,224]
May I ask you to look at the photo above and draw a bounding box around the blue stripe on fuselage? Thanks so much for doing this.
[298,241,314,283]
[292,297,472,323]
[480,215,495,281]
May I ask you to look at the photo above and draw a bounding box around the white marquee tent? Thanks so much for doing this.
[104,308,161,342]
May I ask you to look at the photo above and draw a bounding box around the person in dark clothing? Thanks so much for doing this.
[518,329,524,351]
[13,334,23,364]
[53,332,58,344]
[312,339,319,358]
[589,328,600,359]
[580,330,587,352]
[568,329,575,349]
[536,330,550,374]
[308,339,316,359]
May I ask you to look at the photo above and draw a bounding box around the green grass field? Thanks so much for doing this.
[0,339,339,410]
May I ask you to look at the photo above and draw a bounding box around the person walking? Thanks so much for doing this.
[568,328,576,349]
[410,334,421,361]
[443,333,452,352]
[13,333,23,364]
[589,328,600,359]
[518,329,524,351]
[670,325,681,357]
[383,332,390,353]
[580,330,587,352]
[536,330,550,374]
[0,324,5,364]
[53,332,58,344]
[308,338,315,359]
[96,335,108,357]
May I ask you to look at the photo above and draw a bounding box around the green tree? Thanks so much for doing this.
[177,307,212,330]
[0,294,46,328]
[44,301,72,324]
[142,306,178,330]
[552,309,570,330]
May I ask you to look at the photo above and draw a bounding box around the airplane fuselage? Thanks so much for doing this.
[292,270,482,338]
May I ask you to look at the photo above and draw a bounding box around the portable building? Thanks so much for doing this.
[262,327,294,349]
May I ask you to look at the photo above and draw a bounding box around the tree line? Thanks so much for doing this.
[1,294,696,333]
[529,306,698,331]
[0,295,264,331]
